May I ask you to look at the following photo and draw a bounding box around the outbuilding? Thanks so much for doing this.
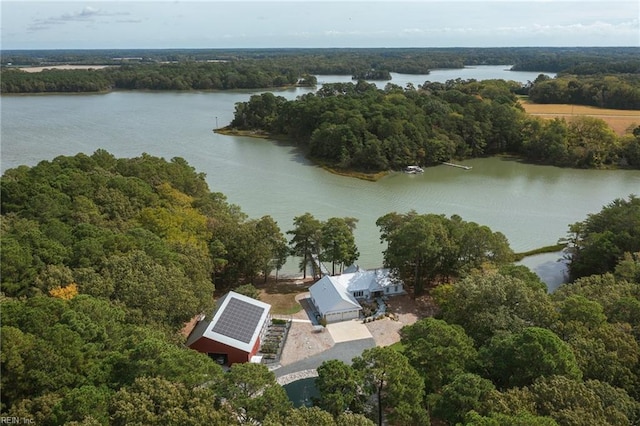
[186,291,271,365]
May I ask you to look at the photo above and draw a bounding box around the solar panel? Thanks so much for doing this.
[211,297,266,344]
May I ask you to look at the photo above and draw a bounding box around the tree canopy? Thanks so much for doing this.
[377,212,513,295]
[564,195,640,280]
[3,151,639,424]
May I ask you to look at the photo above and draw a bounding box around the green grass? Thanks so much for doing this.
[513,243,567,261]
[388,341,405,353]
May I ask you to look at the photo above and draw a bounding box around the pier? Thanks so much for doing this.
[442,162,472,170]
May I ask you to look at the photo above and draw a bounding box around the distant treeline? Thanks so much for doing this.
[3,46,638,71]
[2,47,640,111]
[229,80,640,171]
[528,74,640,110]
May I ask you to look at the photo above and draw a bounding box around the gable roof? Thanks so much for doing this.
[186,291,271,353]
[310,275,361,315]
[335,267,397,293]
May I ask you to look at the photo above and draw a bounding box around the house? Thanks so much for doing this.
[308,275,362,323]
[186,291,271,365]
[309,266,404,323]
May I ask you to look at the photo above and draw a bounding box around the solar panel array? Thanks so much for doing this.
[211,297,266,344]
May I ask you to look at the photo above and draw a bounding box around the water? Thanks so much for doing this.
[316,65,555,88]
[517,251,568,292]
[283,377,319,408]
[2,66,637,288]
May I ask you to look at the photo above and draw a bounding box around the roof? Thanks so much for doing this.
[335,267,396,293]
[309,268,401,317]
[309,275,361,315]
[335,269,373,292]
[186,291,271,353]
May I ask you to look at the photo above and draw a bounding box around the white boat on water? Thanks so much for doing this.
[404,165,424,174]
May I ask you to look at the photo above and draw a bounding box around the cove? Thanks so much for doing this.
[2,66,638,288]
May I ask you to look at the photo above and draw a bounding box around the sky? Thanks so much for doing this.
[1,1,639,50]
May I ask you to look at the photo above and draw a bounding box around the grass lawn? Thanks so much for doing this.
[258,278,314,315]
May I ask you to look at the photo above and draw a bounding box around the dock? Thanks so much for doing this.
[442,162,472,170]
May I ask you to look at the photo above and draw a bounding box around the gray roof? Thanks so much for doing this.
[309,268,400,317]
[335,267,395,293]
[186,291,271,353]
[309,275,361,316]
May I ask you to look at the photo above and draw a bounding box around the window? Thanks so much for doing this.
[353,290,364,298]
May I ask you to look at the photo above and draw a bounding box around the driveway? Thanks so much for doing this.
[274,337,376,379]
[326,319,373,343]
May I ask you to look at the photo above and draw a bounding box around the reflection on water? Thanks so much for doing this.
[283,378,319,408]
[517,251,569,292]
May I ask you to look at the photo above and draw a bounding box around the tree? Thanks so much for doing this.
[614,251,640,283]
[288,213,322,279]
[377,212,514,295]
[528,376,610,426]
[335,413,376,426]
[554,294,607,338]
[552,272,639,320]
[100,249,209,328]
[234,283,261,300]
[120,334,225,388]
[584,379,640,425]
[566,116,619,168]
[254,215,289,282]
[352,346,429,426]
[52,385,112,425]
[218,362,292,424]
[564,195,640,280]
[315,359,365,418]
[463,410,559,426]
[432,373,496,425]
[480,327,582,389]
[320,217,359,275]
[109,376,232,426]
[264,406,335,426]
[400,318,478,394]
[451,217,513,273]
[378,213,450,295]
[434,272,556,345]
[264,407,376,426]
[565,323,639,396]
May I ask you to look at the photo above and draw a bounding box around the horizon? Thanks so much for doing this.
[2,45,639,52]
[2,1,638,50]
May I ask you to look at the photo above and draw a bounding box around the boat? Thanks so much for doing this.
[404,165,424,174]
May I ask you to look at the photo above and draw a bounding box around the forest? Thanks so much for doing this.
[2,47,640,104]
[1,152,639,425]
[229,79,640,171]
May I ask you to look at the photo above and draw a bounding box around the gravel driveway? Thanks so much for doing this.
[271,293,435,379]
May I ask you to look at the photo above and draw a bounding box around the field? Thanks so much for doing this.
[519,99,640,136]
[18,65,112,72]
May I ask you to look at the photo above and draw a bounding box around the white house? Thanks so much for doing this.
[309,266,404,323]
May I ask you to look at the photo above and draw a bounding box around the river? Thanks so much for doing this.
[2,66,638,290]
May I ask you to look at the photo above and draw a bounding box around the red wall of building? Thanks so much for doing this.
[189,336,261,365]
